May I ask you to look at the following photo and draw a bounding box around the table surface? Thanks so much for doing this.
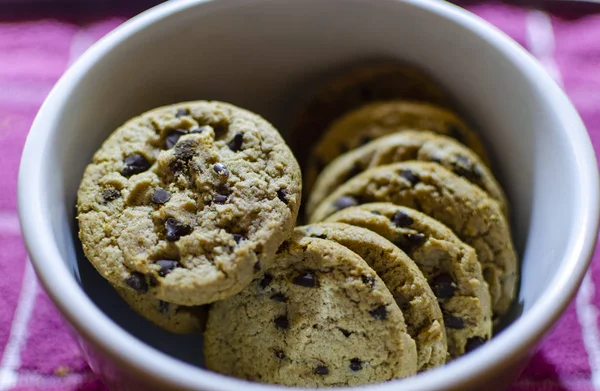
[1,1,600,390]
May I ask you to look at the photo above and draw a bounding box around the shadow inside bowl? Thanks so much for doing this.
[71,216,205,367]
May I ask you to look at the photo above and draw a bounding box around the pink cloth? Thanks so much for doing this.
[0,1,599,390]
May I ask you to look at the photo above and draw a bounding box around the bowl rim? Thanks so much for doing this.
[17,0,600,390]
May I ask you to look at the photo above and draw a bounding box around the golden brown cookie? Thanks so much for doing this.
[77,101,301,306]
[204,235,417,387]
[310,162,517,321]
[297,223,447,370]
[325,203,493,357]
[114,285,206,334]
[305,101,490,198]
[307,131,506,217]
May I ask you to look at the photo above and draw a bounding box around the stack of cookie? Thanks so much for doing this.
[76,63,518,388]
[203,65,517,386]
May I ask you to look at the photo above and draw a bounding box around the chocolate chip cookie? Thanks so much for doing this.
[204,235,417,387]
[325,203,492,357]
[310,162,517,320]
[307,131,507,217]
[77,101,301,306]
[114,285,206,334]
[290,62,451,175]
[297,223,447,370]
[305,101,490,198]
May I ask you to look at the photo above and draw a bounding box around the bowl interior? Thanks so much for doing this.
[31,0,592,385]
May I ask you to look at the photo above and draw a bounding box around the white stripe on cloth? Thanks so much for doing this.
[0,28,95,391]
[0,261,38,390]
[527,9,600,391]
[0,212,20,236]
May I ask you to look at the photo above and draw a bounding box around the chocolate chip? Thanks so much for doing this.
[260,274,273,289]
[270,292,287,303]
[254,261,261,271]
[190,126,208,134]
[432,274,457,298]
[465,336,487,352]
[369,305,387,320]
[228,132,244,152]
[391,210,413,227]
[214,194,228,204]
[158,300,169,313]
[277,189,289,204]
[292,272,317,288]
[151,188,171,204]
[232,234,246,244]
[165,218,192,241]
[147,274,158,287]
[399,169,419,185]
[213,163,229,177]
[122,154,151,177]
[444,313,466,329]
[394,233,427,253]
[275,350,286,359]
[274,315,289,329]
[349,358,362,371]
[175,108,189,117]
[453,156,482,182]
[456,155,471,166]
[169,159,184,174]
[165,129,188,149]
[156,260,178,277]
[361,275,375,288]
[333,196,358,211]
[101,188,121,202]
[125,272,148,293]
[314,365,329,376]
[370,210,381,216]
[174,139,197,161]
[338,328,352,337]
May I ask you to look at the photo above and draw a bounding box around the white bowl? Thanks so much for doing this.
[18,0,600,390]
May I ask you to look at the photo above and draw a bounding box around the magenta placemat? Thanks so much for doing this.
[1,2,599,390]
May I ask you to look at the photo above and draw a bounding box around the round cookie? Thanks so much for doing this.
[290,62,451,173]
[310,161,518,321]
[297,223,446,370]
[305,101,490,197]
[325,204,493,358]
[306,131,507,217]
[114,285,207,334]
[77,101,301,306]
[204,235,417,387]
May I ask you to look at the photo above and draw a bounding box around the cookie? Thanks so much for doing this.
[305,101,490,197]
[114,285,207,334]
[204,235,417,387]
[289,62,451,174]
[310,162,517,320]
[325,203,492,358]
[307,131,507,217]
[297,223,447,370]
[77,101,301,306]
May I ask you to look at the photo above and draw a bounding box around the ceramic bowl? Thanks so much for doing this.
[18,0,600,390]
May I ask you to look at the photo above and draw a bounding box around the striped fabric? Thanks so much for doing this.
[0,1,599,390]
